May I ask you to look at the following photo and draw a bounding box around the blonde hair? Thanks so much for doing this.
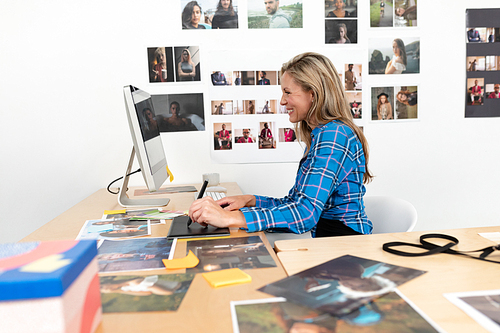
[280,52,373,183]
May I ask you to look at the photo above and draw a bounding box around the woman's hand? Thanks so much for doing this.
[189,196,247,229]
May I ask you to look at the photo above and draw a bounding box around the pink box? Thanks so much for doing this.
[0,240,101,332]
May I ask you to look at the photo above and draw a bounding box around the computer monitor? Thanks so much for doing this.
[119,85,170,207]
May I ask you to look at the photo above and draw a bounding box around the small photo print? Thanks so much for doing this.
[372,87,394,120]
[486,56,498,71]
[394,0,417,27]
[214,122,232,150]
[77,219,151,240]
[241,71,256,85]
[467,56,485,72]
[486,83,500,99]
[147,47,174,83]
[256,99,278,114]
[467,78,484,106]
[466,27,487,43]
[369,37,420,74]
[344,64,362,91]
[346,91,362,119]
[100,274,194,313]
[181,0,239,29]
[325,0,358,18]
[211,70,232,86]
[258,122,277,149]
[257,70,278,85]
[370,0,393,27]
[233,71,242,86]
[151,93,205,132]
[211,100,234,115]
[395,86,418,120]
[247,0,303,29]
[235,128,256,144]
[325,19,357,44]
[174,46,201,82]
[233,100,245,114]
[278,128,297,142]
[243,100,256,114]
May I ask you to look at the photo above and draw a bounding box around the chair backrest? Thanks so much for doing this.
[364,196,417,233]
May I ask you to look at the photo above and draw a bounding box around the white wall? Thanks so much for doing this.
[1,0,499,244]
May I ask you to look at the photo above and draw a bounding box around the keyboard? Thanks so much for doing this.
[194,191,227,200]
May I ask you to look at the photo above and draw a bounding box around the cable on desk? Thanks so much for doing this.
[106,168,141,195]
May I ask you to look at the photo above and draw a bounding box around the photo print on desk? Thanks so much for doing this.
[97,237,176,273]
[181,0,239,29]
[99,273,194,313]
[76,219,151,240]
[465,8,500,117]
[147,47,175,83]
[186,235,276,273]
[369,37,420,75]
[231,290,441,333]
[151,93,205,132]
[247,0,303,29]
[259,254,426,316]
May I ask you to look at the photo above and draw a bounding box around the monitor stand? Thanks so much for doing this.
[118,147,170,208]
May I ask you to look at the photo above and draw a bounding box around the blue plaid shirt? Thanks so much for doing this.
[241,121,372,237]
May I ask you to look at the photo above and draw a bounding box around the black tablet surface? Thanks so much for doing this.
[167,215,230,239]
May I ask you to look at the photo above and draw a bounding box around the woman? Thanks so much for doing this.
[142,107,159,140]
[330,23,351,44]
[385,38,407,74]
[151,47,167,82]
[376,93,392,120]
[211,0,238,29]
[396,89,417,106]
[182,1,205,29]
[189,52,373,238]
[177,49,196,81]
[327,0,351,18]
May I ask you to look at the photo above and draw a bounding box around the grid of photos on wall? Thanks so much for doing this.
[465,8,500,118]
[325,0,358,44]
[368,1,420,122]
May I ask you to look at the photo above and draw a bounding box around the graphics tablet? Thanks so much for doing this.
[167,215,230,239]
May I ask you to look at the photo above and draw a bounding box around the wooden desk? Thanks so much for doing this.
[22,183,287,333]
[274,226,500,333]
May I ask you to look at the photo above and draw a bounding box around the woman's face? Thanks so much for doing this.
[392,41,400,56]
[380,96,387,104]
[191,5,201,26]
[145,109,154,120]
[221,0,230,10]
[280,72,314,125]
[397,93,407,102]
[182,51,189,61]
[334,0,345,10]
[339,27,346,38]
[158,52,166,65]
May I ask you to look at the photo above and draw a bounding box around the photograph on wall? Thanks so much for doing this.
[256,99,277,114]
[257,70,278,85]
[395,86,418,120]
[99,273,194,313]
[325,0,357,18]
[233,100,244,114]
[394,0,417,27]
[258,255,426,316]
[240,71,256,85]
[214,122,232,150]
[186,236,276,273]
[151,93,205,132]
[465,8,500,117]
[174,46,201,82]
[231,291,441,333]
[346,92,362,119]
[371,87,394,121]
[235,128,257,144]
[325,19,357,44]
[370,0,393,27]
[233,71,242,85]
[147,47,174,83]
[369,37,420,74]
[344,63,362,91]
[445,289,500,333]
[212,100,234,115]
[258,121,277,149]
[181,0,239,29]
[278,127,297,143]
[211,70,232,85]
[97,238,176,273]
[244,100,256,114]
[248,0,303,29]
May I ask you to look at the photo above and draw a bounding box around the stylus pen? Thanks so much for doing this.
[187,179,209,227]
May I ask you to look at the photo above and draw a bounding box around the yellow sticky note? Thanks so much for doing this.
[166,166,174,182]
[104,209,126,215]
[162,250,199,270]
[202,268,252,288]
